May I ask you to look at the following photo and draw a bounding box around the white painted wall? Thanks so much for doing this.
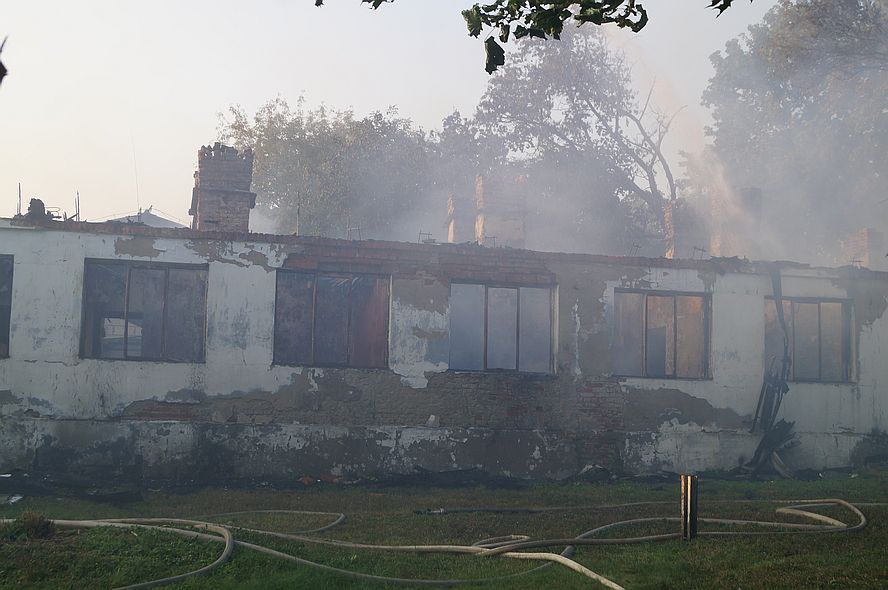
[606,265,888,468]
[0,222,886,473]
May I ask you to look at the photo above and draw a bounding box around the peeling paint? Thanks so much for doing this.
[390,278,449,388]
[623,387,747,431]
[238,249,274,272]
[185,239,248,267]
[114,236,163,258]
[1,224,887,480]
[572,299,582,377]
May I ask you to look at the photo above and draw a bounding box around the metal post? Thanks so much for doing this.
[680,474,698,540]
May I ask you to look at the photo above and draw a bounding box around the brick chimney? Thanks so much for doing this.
[841,227,885,270]
[664,199,709,259]
[189,143,256,232]
[473,175,527,249]
[446,194,475,243]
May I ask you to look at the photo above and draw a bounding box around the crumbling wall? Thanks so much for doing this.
[0,219,886,481]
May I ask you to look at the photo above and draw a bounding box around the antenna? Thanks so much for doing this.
[130,132,141,212]
[16,182,21,216]
[75,191,80,221]
[346,225,362,241]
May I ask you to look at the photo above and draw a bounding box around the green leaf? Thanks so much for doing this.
[499,24,510,44]
[462,5,484,37]
[484,37,505,74]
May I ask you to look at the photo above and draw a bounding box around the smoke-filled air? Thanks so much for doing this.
[4,3,888,589]
[217,0,887,268]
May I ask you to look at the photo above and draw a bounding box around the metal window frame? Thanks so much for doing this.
[273,269,391,369]
[764,295,853,384]
[0,254,13,359]
[613,288,712,380]
[79,258,209,364]
[450,281,555,375]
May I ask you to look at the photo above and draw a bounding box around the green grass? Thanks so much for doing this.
[2,467,888,589]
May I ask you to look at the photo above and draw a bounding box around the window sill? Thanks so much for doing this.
[614,374,713,381]
[271,362,389,370]
[80,356,206,365]
[446,368,556,379]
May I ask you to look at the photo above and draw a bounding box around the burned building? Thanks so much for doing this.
[1,146,887,485]
[447,175,527,249]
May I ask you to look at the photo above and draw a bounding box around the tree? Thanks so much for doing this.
[696,0,888,262]
[315,1,746,72]
[219,98,432,239]
[471,25,680,253]
[763,0,887,76]
[222,28,682,253]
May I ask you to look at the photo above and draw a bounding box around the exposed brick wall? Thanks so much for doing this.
[189,143,256,233]
[446,195,475,244]
[841,228,886,270]
[474,175,527,249]
[576,380,625,431]
[191,190,254,233]
[664,199,708,260]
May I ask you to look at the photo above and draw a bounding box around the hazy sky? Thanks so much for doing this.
[0,1,775,223]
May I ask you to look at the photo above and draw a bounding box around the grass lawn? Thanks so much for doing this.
[2,466,887,589]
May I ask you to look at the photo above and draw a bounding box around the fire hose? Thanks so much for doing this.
[1,497,870,590]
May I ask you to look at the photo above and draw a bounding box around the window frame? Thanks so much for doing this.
[448,281,554,375]
[612,288,712,380]
[0,254,13,359]
[79,258,209,363]
[764,296,854,384]
[273,269,391,369]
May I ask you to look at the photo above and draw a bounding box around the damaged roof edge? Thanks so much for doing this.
[3,216,887,279]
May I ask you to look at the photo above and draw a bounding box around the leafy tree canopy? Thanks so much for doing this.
[220,98,433,239]
[695,0,888,262]
[472,25,680,253]
[221,27,681,254]
[314,1,746,72]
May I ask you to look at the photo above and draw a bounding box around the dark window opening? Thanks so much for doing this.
[274,271,389,368]
[764,297,852,383]
[449,283,552,373]
[80,260,208,362]
[612,290,709,379]
[0,256,13,358]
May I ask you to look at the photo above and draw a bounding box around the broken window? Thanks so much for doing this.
[612,291,644,376]
[0,256,13,358]
[80,260,208,362]
[764,297,852,382]
[518,287,553,374]
[274,271,389,368]
[487,288,518,370]
[763,299,793,375]
[612,290,709,379]
[449,283,485,371]
[449,283,552,373]
[165,269,209,362]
